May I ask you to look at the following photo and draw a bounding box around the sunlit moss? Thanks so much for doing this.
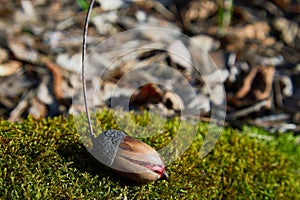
[0,110,299,199]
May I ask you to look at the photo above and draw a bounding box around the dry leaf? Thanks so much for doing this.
[0,61,22,77]
[168,40,192,71]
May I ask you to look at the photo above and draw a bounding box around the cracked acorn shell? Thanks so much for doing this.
[92,130,168,182]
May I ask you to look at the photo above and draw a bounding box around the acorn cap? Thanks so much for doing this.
[92,130,126,167]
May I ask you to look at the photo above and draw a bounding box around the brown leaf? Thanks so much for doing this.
[130,83,163,107]
[233,65,275,107]
[0,61,22,77]
[7,36,38,63]
[45,60,63,100]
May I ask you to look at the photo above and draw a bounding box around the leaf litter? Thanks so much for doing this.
[0,0,299,134]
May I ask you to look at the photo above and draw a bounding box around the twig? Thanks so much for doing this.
[227,99,269,119]
[82,0,95,142]
[9,90,35,122]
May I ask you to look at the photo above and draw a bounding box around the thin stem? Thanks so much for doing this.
[82,0,95,142]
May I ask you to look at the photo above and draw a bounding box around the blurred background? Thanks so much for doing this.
[0,0,299,134]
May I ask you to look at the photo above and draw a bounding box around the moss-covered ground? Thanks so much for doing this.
[0,109,299,199]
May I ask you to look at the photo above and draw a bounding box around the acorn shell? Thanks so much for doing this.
[92,130,166,182]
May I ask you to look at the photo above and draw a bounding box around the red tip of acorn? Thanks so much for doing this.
[160,170,169,180]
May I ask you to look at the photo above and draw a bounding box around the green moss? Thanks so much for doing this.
[0,110,299,199]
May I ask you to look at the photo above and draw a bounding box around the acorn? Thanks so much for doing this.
[92,130,168,182]
[81,0,168,183]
